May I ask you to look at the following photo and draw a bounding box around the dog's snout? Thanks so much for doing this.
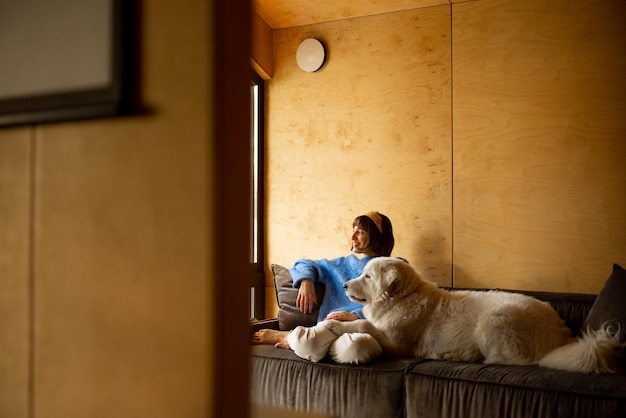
[343,283,349,290]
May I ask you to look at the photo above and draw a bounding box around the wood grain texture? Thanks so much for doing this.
[265,6,453,316]
[0,128,31,418]
[453,0,626,292]
[254,0,451,29]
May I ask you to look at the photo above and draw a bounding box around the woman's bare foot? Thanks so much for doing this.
[252,329,291,349]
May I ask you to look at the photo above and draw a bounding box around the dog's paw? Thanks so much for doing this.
[442,352,464,362]
[322,319,344,334]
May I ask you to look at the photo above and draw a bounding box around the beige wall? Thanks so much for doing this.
[0,0,251,417]
[264,0,626,316]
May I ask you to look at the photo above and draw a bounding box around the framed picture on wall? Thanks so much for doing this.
[0,0,132,127]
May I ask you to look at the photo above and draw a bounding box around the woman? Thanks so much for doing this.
[252,211,395,364]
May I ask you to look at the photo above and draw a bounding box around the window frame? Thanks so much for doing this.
[250,71,265,320]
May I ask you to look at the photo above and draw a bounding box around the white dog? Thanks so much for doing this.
[323,257,622,373]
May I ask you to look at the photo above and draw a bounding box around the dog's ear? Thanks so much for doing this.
[378,262,403,299]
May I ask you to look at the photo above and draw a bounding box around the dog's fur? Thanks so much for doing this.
[324,257,623,373]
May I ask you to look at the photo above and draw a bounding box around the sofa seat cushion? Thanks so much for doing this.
[405,360,626,418]
[250,345,425,418]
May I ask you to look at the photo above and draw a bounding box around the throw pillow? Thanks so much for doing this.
[272,264,325,331]
[582,263,626,343]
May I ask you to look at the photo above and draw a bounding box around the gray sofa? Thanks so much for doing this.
[250,265,626,418]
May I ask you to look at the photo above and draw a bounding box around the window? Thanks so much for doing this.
[250,72,265,320]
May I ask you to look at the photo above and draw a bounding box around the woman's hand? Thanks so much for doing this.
[296,280,317,314]
[325,311,359,322]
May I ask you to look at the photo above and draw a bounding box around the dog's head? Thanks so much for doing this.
[344,257,418,305]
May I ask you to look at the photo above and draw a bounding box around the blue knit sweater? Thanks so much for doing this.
[290,254,373,323]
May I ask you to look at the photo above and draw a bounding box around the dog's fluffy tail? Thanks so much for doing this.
[538,325,623,374]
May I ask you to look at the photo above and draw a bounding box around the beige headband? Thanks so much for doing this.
[365,211,383,234]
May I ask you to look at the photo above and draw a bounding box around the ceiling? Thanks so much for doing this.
[253,0,452,29]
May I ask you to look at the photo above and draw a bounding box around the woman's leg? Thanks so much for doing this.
[251,329,290,348]
[328,332,383,364]
[254,324,382,364]
[287,323,339,362]
[252,323,339,358]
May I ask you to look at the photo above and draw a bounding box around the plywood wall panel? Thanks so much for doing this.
[0,128,31,418]
[453,0,626,292]
[265,5,453,312]
[31,1,213,416]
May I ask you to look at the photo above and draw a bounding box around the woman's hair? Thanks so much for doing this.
[353,212,395,257]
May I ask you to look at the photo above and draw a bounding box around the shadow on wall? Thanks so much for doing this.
[452,264,480,289]
[412,226,452,286]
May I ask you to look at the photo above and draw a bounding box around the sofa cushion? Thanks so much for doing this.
[405,360,626,418]
[250,345,425,418]
[583,264,626,342]
[272,264,325,331]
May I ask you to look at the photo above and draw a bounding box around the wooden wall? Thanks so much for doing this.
[263,0,626,316]
[0,0,252,417]
[0,2,213,414]
[265,6,453,316]
[0,128,31,418]
[453,0,626,291]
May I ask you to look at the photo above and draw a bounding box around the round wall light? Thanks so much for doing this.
[296,38,326,72]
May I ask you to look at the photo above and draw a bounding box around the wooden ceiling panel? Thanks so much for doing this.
[253,0,451,28]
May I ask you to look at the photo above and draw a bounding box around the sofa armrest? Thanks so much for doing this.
[249,318,279,333]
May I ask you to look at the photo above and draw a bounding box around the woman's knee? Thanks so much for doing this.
[328,332,382,364]
[287,323,338,362]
